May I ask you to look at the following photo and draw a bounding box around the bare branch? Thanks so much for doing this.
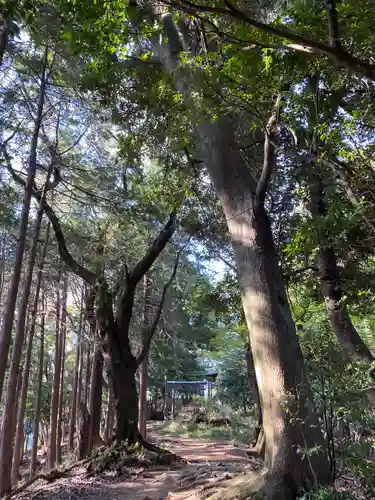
[129,212,177,284]
[255,96,281,207]
[0,145,97,285]
[161,0,375,80]
[136,248,182,369]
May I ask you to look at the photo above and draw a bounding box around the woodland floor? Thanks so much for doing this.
[11,423,370,500]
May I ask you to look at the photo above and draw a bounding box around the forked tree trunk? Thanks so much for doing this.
[30,288,46,477]
[139,275,152,438]
[48,274,62,469]
[199,120,331,494]
[57,276,68,464]
[158,13,331,496]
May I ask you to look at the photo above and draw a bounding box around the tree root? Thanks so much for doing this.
[5,457,91,499]
[199,469,267,500]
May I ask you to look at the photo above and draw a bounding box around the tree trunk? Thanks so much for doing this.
[0,17,10,67]
[68,287,84,451]
[0,49,48,413]
[104,387,114,444]
[11,224,50,485]
[157,14,331,494]
[87,345,103,454]
[199,119,331,494]
[57,276,68,464]
[77,402,90,460]
[76,329,84,435]
[30,287,46,477]
[0,180,51,493]
[308,163,374,362]
[83,340,92,407]
[139,275,152,438]
[48,273,62,469]
[245,343,263,448]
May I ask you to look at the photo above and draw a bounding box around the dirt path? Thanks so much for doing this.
[13,428,261,500]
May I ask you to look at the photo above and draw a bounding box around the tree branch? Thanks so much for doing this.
[136,248,182,369]
[129,212,177,284]
[255,96,281,208]
[161,0,375,80]
[116,213,177,334]
[0,145,97,285]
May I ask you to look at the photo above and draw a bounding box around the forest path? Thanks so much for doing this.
[13,424,260,500]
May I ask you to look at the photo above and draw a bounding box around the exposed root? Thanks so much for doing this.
[5,457,91,499]
[199,469,267,500]
[86,439,183,475]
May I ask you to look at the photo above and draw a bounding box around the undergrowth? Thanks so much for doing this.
[162,415,255,444]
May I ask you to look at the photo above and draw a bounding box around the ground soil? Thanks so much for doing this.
[10,423,370,500]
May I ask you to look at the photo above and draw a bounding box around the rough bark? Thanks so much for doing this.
[157,13,331,496]
[30,288,46,477]
[87,345,103,454]
[12,224,50,485]
[77,403,91,460]
[68,287,84,451]
[0,48,48,410]
[48,273,62,469]
[0,173,52,494]
[245,343,262,438]
[104,386,114,444]
[57,276,68,464]
[139,275,152,438]
[83,341,91,408]
[201,122,331,494]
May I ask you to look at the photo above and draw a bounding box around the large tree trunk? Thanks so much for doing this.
[30,287,46,477]
[12,224,50,485]
[57,276,68,464]
[200,120,331,494]
[139,275,152,438]
[0,49,48,410]
[48,273,62,469]
[157,13,331,495]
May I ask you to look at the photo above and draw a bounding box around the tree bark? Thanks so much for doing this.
[104,386,114,444]
[30,287,46,477]
[139,274,152,438]
[87,344,103,454]
[11,223,50,485]
[245,343,262,445]
[68,286,85,451]
[157,13,331,495]
[48,271,62,469]
[0,174,52,493]
[0,48,48,413]
[57,275,68,464]
[83,340,91,408]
